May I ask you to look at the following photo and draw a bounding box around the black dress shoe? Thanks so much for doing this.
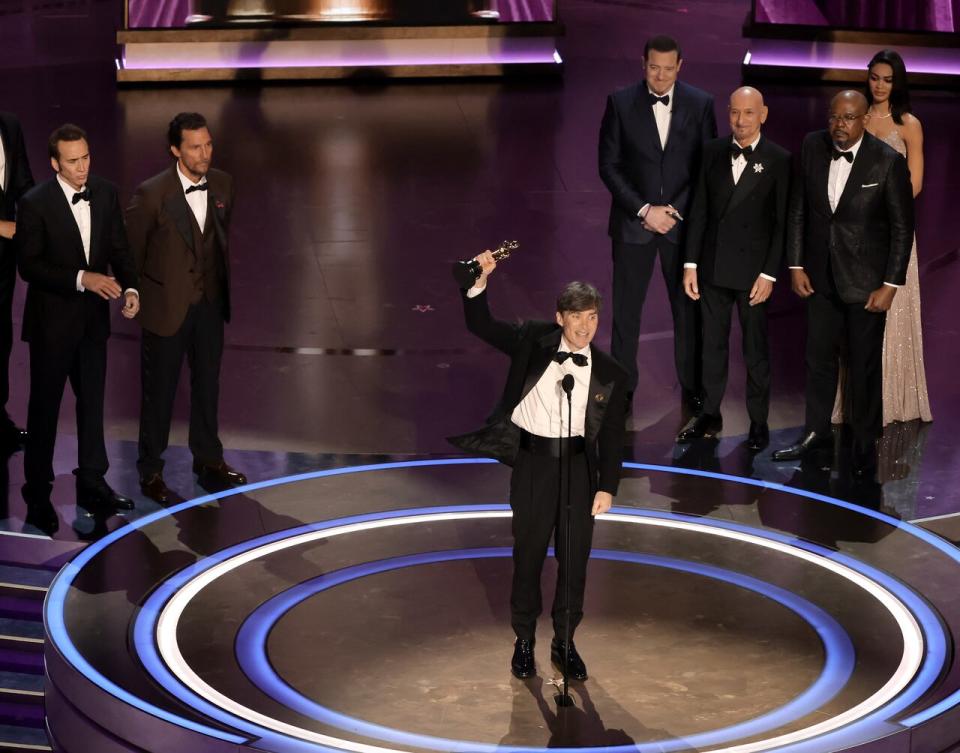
[140,473,180,504]
[76,481,135,511]
[851,440,877,479]
[193,460,248,491]
[745,422,770,452]
[511,639,536,679]
[22,484,58,534]
[551,638,588,681]
[676,413,722,443]
[772,430,833,461]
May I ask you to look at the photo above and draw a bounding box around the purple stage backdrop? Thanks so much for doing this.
[754,0,960,32]
[126,0,554,27]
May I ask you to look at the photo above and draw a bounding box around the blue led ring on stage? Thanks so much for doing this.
[42,458,960,751]
[232,546,857,753]
[134,505,942,753]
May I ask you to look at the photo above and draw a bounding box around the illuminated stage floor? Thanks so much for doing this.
[43,459,960,752]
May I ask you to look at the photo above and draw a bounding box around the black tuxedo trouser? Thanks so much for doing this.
[0,240,16,430]
[138,299,224,477]
[805,292,885,443]
[611,238,701,395]
[509,448,593,642]
[700,283,770,423]
[24,329,109,488]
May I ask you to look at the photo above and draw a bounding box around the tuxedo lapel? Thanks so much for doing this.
[88,182,103,267]
[710,146,737,216]
[585,347,615,443]
[664,86,689,153]
[724,137,766,215]
[48,182,86,267]
[521,328,562,401]
[812,135,833,216]
[633,86,664,155]
[163,169,196,253]
[834,136,874,217]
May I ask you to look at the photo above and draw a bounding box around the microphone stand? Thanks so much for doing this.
[556,376,575,709]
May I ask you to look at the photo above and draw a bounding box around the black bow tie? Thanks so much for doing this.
[72,189,89,205]
[555,351,588,367]
[648,93,670,107]
[831,149,854,163]
[730,144,753,160]
[185,183,208,195]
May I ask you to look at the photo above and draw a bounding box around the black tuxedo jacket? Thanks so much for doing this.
[16,175,137,343]
[449,289,628,495]
[1,112,33,222]
[599,80,717,246]
[685,135,791,291]
[787,130,913,303]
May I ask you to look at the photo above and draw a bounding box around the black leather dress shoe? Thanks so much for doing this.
[511,639,536,679]
[22,484,58,534]
[851,440,877,479]
[772,430,832,461]
[676,413,722,443]
[551,638,588,681]
[76,482,135,511]
[194,460,248,491]
[140,473,180,504]
[745,422,770,452]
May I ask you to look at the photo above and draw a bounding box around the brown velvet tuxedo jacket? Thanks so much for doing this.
[125,164,234,337]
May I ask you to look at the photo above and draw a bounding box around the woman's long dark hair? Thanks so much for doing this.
[866,49,911,125]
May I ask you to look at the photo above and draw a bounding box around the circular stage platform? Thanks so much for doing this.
[42,459,960,753]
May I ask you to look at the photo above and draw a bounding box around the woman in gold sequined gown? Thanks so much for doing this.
[833,49,932,430]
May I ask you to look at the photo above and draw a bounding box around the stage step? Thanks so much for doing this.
[0,568,52,603]
[0,621,44,656]
[0,722,51,751]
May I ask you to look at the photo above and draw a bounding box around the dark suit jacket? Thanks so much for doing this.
[126,165,234,337]
[16,176,136,343]
[449,290,628,496]
[787,130,914,304]
[599,80,717,246]
[685,135,791,291]
[0,112,34,224]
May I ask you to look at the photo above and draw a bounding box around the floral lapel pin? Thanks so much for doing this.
[595,393,606,403]
[753,162,764,174]
[215,198,225,210]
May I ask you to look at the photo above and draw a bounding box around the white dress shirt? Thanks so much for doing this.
[683,133,775,283]
[511,336,590,439]
[637,85,676,219]
[177,162,208,230]
[57,175,92,292]
[789,135,897,287]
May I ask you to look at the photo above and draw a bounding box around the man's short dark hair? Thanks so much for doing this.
[557,281,602,314]
[644,35,682,61]
[167,112,208,150]
[48,124,87,160]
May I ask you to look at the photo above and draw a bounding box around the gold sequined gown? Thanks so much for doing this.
[832,128,932,426]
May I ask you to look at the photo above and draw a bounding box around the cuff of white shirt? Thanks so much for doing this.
[76,270,85,292]
[637,203,651,219]
[124,288,139,297]
[466,284,485,298]
[683,263,697,269]
[760,273,777,282]
[883,282,901,288]
[788,266,804,270]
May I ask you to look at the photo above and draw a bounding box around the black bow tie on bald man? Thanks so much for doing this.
[185,183,208,195]
[832,149,854,163]
[730,144,754,160]
[648,93,670,107]
[555,351,588,367]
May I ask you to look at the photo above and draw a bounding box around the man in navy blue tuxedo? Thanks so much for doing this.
[599,35,717,414]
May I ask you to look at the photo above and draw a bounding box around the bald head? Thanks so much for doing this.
[829,90,868,149]
[728,86,768,146]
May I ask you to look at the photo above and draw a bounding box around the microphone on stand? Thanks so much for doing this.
[556,371,576,709]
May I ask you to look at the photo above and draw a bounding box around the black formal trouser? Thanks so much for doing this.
[509,448,593,642]
[805,292,886,443]
[138,300,224,478]
[0,240,17,429]
[24,330,109,488]
[700,282,770,423]
[611,238,701,395]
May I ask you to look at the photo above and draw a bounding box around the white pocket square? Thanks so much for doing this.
[861,182,879,188]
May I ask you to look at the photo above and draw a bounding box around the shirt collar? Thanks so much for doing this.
[176,162,207,193]
[731,132,762,153]
[647,84,675,103]
[559,336,591,358]
[835,134,864,160]
[57,174,86,202]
